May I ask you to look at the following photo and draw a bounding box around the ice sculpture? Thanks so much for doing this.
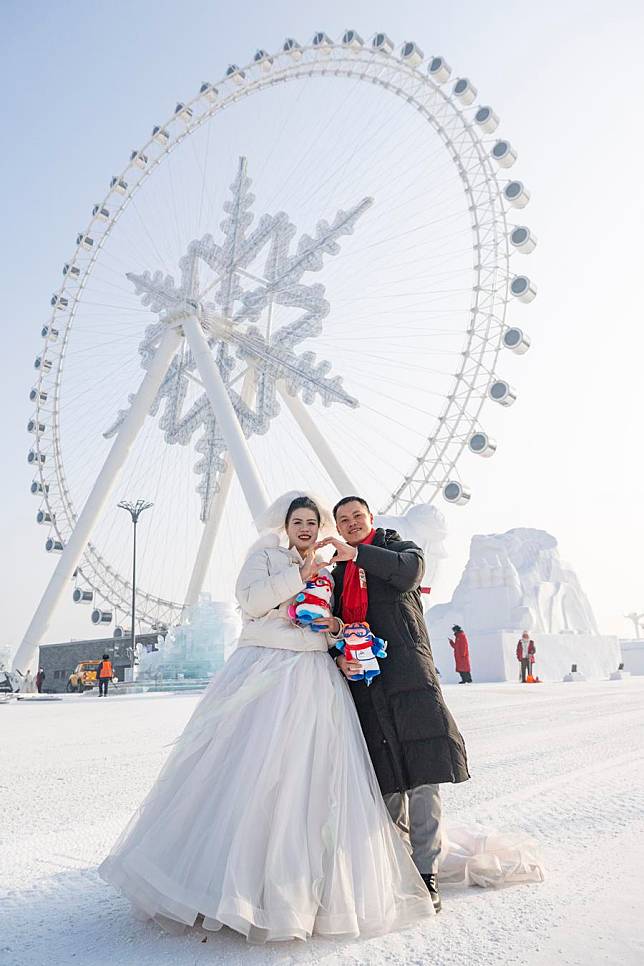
[137,594,241,683]
[375,503,448,588]
[425,529,618,683]
[429,528,599,637]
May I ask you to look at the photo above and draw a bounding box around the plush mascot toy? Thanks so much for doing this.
[337,622,387,685]
[288,574,334,629]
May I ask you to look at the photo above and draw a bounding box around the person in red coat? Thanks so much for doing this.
[449,626,472,683]
[516,632,536,683]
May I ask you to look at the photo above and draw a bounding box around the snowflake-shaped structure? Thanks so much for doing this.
[105,158,372,520]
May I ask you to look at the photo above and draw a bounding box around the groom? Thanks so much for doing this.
[316,496,470,913]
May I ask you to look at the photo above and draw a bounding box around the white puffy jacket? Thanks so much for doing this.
[235,534,333,653]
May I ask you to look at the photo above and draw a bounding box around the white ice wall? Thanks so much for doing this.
[620,640,644,676]
[428,627,620,684]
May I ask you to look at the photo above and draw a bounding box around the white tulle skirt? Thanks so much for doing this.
[99,646,435,942]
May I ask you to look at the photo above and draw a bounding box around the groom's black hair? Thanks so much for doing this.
[285,496,321,527]
[333,495,371,519]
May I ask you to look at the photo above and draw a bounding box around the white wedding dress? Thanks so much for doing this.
[99,536,543,943]
[100,644,438,941]
[100,538,436,941]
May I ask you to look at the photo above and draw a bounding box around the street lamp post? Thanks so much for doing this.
[117,500,153,669]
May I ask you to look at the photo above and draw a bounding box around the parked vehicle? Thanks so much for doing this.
[66,661,101,693]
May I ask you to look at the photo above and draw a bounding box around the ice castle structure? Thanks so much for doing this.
[137,594,241,683]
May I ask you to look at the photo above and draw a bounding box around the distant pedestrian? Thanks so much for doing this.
[35,667,45,693]
[97,653,113,697]
[449,625,472,683]
[23,669,36,693]
[516,631,536,683]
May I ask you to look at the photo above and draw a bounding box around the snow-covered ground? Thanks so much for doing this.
[2,678,643,966]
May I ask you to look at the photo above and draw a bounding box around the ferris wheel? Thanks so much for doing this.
[16,29,537,672]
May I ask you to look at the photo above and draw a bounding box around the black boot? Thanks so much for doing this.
[421,873,442,913]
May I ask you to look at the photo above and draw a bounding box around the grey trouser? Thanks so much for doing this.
[384,783,443,874]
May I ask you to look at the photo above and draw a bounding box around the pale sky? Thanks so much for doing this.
[2,0,644,655]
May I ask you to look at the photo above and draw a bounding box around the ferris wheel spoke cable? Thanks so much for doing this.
[335,239,477,274]
[293,71,430,212]
[260,74,371,214]
[333,349,461,378]
[103,194,181,266]
[129,190,183,275]
[336,228,474,266]
[115,179,181,269]
[309,122,458,224]
[128,196,177,278]
[286,140,462,272]
[295,101,412,214]
[249,84,304,185]
[191,120,214,236]
[328,223,475,265]
[328,425,415,487]
[322,404,422,465]
[305,100,461,232]
[164,151,190,255]
[59,362,141,414]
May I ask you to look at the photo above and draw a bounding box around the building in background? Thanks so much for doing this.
[38,633,160,692]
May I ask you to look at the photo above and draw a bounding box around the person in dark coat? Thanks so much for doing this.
[449,626,472,683]
[516,631,536,683]
[35,667,46,693]
[314,496,469,913]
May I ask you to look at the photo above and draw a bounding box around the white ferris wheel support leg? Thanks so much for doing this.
[183,368,257,611]
[12,326,183,674]
[277,383,358,497]
[182,316,269,524]
[183,460,234,612]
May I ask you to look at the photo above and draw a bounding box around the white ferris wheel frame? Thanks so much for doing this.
[18,31,535,672]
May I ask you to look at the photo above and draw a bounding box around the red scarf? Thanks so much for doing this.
[341,529,376,624]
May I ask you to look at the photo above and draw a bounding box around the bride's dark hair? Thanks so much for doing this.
[285,495,321,527]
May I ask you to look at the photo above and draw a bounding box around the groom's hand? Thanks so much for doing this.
[336,655,363,678]
[315,536,358,562]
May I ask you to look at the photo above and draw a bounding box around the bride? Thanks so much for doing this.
[99,492,435,942]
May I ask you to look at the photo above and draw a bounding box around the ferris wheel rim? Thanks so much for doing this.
[28,32,531,625]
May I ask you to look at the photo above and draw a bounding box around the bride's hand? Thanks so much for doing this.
[310,616,341,635]
[299,551,320,582]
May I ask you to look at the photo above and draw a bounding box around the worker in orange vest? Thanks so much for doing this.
[97,653,113,697]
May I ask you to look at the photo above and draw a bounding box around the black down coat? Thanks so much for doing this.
[332,528,470,795]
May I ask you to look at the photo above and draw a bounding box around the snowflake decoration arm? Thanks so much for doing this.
[107,158,371,520]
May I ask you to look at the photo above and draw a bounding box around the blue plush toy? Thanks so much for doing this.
[288,574,334,630]
[336,622,388,685]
